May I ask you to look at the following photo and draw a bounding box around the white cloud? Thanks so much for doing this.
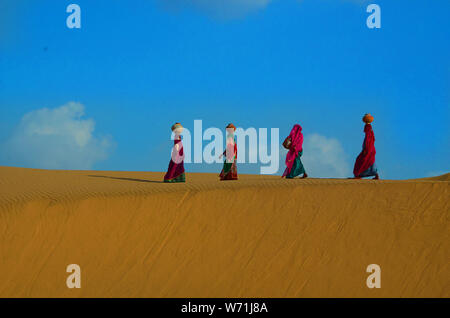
[160,0,272,20]
[2,102,114,170]
[301,133,351,178]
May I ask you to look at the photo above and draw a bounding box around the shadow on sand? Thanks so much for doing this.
[87,175,165,184]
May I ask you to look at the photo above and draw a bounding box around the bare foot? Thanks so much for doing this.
[302,172,308,179]
[373,174,380,180]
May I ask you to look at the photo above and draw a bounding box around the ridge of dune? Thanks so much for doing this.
[420,173,450,182]
[0,166,448,297]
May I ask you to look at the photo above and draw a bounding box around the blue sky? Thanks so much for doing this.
[0,0,448,179]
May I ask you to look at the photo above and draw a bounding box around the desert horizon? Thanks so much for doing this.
[0,166,448,298]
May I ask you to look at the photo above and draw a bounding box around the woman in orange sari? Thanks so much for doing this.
[219,123,238,181]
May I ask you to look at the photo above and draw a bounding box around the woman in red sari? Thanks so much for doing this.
[353,114,379,179]
[164,123,186,183]
[219,123,238,181]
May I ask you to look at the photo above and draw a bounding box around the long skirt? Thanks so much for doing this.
[285,150,306,179]
[358,163,378,178]
[220,161,238,180]
[164,161,185,183]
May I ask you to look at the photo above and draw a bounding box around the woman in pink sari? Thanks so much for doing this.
[282,124,308,179]
[164,123,186,183]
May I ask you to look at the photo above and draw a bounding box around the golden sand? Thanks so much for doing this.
[0,166,448,297]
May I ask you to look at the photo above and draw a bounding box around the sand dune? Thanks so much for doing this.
[0,166,448,297]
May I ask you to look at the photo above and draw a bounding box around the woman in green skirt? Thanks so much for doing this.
[282,124,308,179]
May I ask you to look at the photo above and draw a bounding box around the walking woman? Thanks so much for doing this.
[164,123,186,183]
[352,114,379,180]
[282,124,308,179]
[219,123,238,181]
